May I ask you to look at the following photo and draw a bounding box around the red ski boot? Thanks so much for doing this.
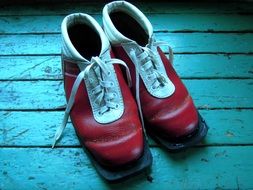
[52,13,152,181]
[103,1,208,151]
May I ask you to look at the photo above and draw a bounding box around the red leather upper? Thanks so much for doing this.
[112,45,199,139]
[62,51,144,167]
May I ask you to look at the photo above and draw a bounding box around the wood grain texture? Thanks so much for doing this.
[1,147,253,190]
[0,56,62,80]
[0,110,252,146]
[1,33,253,55]
[1,55,253,80]
[0,2,252,15]
[1,1,253,189]
[0,81,64,110]
[1,80,252,110]
[1,14,253,34]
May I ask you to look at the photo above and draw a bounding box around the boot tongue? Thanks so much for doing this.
[99,30,111,59]
[146,36,156,49]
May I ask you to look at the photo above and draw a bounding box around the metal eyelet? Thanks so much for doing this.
[110,82,114,87]
[107,71,111,76]
[115,104,119,109]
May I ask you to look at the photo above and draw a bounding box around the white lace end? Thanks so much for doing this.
[52,112,69,148]
[52,133,59,148]
[52,136,57,148]
[51,127,63,148]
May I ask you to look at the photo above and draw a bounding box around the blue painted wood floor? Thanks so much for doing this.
[0,1,253,189]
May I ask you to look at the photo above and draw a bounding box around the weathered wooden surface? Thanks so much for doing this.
[0,1,253,189]
[1,33,253,55]
[1,55,253,80]
[1,14,253,34]
[1,80,253,109]
[0,56,62,80]
[1,110,252,146]
[1,147,253,190]
[0,2,253,15]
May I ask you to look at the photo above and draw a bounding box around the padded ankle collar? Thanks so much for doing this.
[103,1,153,45]
[62,13,110,61]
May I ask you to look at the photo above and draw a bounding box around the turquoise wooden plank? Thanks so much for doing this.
[1,147,253,189]
[150,14,253,32]
[0,80,252,110]
[184,79,253,109]
[1,33,253,55]
[0,34,60,55]
[0,56,62,80]
[1,55,253,80]
[174,54,253,79]
[0,2,252,16]
[1,110,252,146]
[1,14,253,34]
[0,81,65,110]
[157,33,253,54]
[0,111,79,146]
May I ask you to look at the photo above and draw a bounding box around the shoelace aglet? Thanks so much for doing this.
[52,113,69,148]
[52,134,58,148]
[52,139,56,149]
[52,129,61,148]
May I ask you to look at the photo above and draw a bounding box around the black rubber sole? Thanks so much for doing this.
[77,135,153,182]
[148,112,208,152]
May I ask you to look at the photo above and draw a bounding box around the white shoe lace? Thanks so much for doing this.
[129,38,174,139]
[52,56,131,148]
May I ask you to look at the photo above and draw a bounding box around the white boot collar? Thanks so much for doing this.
[103,1,153,45]
[61,13,110,61]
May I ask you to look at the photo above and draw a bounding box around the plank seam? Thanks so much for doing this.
[2,31,253,35]
[1,144,253,148]
[3,30,253,35]
[1,77,253,82]
[1,107,252,112]
[1,108,252,113]
[1,53,253,56]
[1,53,253,58]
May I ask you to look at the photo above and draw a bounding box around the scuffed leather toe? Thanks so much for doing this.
[86,128,144,167]
[149,97,199,139]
